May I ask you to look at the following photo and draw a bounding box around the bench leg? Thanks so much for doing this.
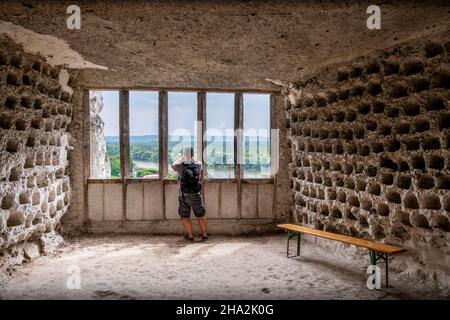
[286,231,290,258]
[286,231,301,258]
[368,250,390,288]
[385,254,389,288]
[369,249,376,265]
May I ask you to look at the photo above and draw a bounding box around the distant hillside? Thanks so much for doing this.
[105,135,269,143]
[105,135,159,143]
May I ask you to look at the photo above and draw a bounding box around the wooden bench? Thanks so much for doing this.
[278,224,407,287]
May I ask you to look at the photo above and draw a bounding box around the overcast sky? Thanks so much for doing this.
[97,91,270,137]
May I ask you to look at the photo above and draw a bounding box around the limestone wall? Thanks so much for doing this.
[0,37,73,276]
[285,35,450,282]
[89,91,110,179]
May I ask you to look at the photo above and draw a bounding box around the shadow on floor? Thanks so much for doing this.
[288,254,415,300]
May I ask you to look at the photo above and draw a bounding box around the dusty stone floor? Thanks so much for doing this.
[0,234,448,300]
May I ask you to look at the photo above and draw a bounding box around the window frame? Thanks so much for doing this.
[242,93,272,180]
[86,88,277,183]
[166,91,199,180]
[128,90,160,180]
[204,91,236,180]
[87,89,122,181]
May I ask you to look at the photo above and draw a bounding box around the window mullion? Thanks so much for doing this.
[197,92,206,180]
[235,93,243,179]
[270,94,278,178]
[120,90,130,179]
[235,93,243,220]
[159,91,168,178]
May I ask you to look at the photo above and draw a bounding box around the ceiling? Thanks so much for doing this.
[1,0,450,90]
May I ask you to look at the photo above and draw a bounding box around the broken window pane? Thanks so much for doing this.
[129,91,159,179]
[167,92,198,179]
[243,94,271,179]
[205,93,235,178]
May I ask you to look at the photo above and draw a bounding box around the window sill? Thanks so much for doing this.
[88,177,274,184]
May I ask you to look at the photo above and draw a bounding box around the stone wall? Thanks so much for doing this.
[0,36,73,277]
[285,34,450,282]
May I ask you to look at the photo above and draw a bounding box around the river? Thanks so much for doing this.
[134,161,270,179]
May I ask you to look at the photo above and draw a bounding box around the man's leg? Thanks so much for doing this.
[191,193,207,237]
[179,195,193,239]
[182,218,194,238]
[198,216,207,237]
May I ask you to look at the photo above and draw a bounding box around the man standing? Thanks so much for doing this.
[171,147,208,241]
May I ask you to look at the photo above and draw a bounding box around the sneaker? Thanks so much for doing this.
[184,234,194,241]
[201,234,208,241]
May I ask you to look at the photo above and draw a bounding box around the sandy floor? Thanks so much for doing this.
[0,234,447,300]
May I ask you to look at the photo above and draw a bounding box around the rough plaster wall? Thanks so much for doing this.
[285,32,450,283]
[2,1,450,90]
[60,80,84,235]
[0,36,73,277]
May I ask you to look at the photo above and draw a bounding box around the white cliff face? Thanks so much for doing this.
[89,91,111,178]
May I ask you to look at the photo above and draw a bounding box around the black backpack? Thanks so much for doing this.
[180,161,201,194]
